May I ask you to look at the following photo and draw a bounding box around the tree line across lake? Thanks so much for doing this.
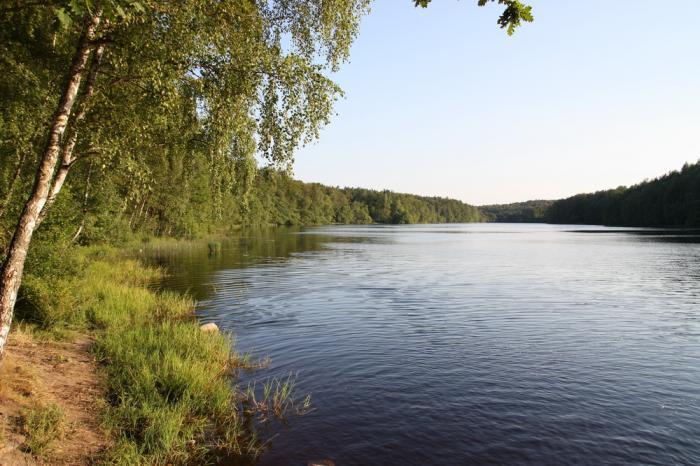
[247,171,484,227]
[2,159,698,251]
[483,161,700,228]
[0,161,485,245]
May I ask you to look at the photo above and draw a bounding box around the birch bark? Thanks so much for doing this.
[0,12,102,359]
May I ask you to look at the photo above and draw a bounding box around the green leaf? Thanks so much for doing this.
[54,7,72,29]
[69,0,82,15]
[131,2,146,14]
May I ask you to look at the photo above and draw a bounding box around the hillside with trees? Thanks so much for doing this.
[544,161,700,227]
[236,170,483,226]
[479,200,553,223]
[477,162,700,227]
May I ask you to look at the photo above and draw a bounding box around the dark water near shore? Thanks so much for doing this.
[145,224,700,465]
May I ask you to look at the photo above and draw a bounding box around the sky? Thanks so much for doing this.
[291,0,700,205]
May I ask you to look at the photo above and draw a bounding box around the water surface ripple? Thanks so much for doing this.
[147,224,700,465]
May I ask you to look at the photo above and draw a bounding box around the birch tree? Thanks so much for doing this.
[0,0,531,358]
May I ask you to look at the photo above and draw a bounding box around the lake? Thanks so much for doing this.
[145,224,700,465]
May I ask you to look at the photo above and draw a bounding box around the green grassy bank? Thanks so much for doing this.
[16,245,279,465]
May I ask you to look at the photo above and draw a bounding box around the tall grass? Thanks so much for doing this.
[78,255,247,464]
[17,246,302,464]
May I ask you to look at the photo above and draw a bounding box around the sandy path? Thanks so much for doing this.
[0,328,109,465]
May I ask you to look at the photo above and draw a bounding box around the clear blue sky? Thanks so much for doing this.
[292,0,700,205]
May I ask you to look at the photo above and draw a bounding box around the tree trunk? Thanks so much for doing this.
[71,159,95,243]
[0,12,102,360]
[36,42,106,228]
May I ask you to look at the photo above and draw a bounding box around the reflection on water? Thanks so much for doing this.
[145,224,700,465]
[145,227,346,300]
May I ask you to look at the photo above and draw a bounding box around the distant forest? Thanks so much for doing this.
[545,162,700,227]
[246,170,483,227]
[238,160,700,228]
[479,200,552,223]
[483,161,700,227]
[0,160,484,243]
[255,161,700,228]
[4,160,697,247]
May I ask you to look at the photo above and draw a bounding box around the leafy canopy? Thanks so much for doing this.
[0,0,532,243]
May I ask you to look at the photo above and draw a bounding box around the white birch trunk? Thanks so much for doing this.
[36,42,106,228]
[0,12,102,360]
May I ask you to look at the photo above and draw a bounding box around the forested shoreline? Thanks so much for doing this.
[247,170,483,227]
[544,162,700,227]
[0,163,484,247]
[3,160,699,256]
[479,200,552,223]
[481,161,700,227]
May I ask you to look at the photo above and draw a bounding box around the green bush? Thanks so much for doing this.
[17,274,82,329]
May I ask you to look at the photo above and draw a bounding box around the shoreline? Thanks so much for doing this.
[0,246,267,464]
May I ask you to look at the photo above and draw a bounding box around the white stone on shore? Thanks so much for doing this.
[199,322,219,333]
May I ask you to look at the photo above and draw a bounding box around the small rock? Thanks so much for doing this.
[307,461,334,466]
[200,323,219,333]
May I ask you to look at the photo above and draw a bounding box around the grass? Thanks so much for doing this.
[244,376,313,422]
[20,403,66,457]
[15,244,309,464]
[82,261,243,464]
[208,241,223,256]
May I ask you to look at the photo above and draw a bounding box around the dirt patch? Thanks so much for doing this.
[0,327,109,465]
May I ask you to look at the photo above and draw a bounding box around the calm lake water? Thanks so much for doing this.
[145,224,700,465]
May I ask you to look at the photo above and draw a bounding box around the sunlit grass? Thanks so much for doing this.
[75,250,252,463]
[20,402,66,457]
[16,245,310,464]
